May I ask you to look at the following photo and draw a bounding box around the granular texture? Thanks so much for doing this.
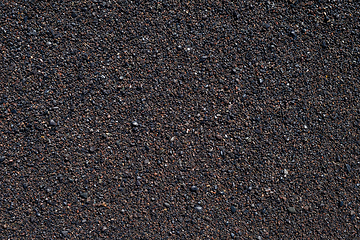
[0,0,359,239]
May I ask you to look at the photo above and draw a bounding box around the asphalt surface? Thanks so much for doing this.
[1,0,360,239]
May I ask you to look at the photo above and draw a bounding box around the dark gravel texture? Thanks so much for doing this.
[1,0,360,239]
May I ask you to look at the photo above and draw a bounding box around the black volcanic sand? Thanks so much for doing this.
[1,1,360,239]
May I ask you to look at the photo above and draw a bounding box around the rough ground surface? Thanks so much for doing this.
[0,0,360,239]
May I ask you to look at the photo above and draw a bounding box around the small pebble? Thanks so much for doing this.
[216,134,223,140]
[346,164,351,173]
[190,186,198,192]
[289,30,297,39]
[132,121,139,127]
[287,207,296,213]
[195,206,203,212]
[230,206,237,213]
[80,192,89,199]
[89,146,96,153]
[49,119,57,126]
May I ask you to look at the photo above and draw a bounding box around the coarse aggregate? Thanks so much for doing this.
[0,0,360,239]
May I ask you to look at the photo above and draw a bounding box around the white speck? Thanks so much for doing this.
[195,206,203,212]
[132,121,139,126]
